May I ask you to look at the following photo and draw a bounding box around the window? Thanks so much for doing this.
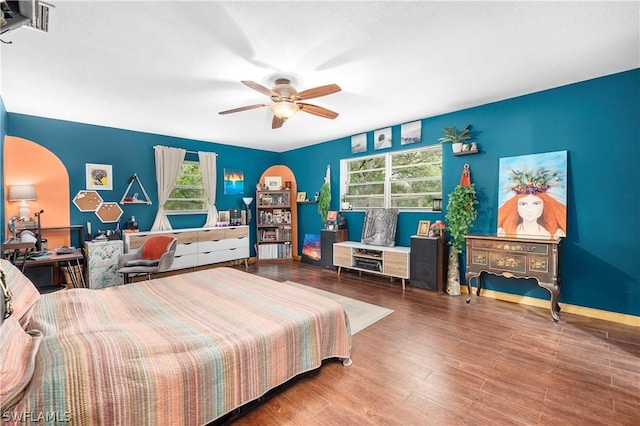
[340,145,442,210]
[165,161,207,212]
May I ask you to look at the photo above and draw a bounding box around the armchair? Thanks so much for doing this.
[117,236,177,283]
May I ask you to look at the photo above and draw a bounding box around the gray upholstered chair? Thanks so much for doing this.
[117,236,177,283]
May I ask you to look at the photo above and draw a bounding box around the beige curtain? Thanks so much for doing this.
[198,151,218,228]
[150,146,186,231]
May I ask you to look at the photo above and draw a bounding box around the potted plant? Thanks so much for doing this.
[438,125,472,153]
[444,183,478,295]
[341,194,350,210]
[317,182,331,225]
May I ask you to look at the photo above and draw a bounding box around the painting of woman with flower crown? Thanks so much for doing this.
[497,151,567,239]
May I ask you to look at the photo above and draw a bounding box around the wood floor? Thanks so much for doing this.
[224,261,639,425]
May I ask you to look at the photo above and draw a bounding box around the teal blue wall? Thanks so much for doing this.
[0,95,6,242]
[4,69,639,316]
[3,115,279,253]
[283,69,640,317]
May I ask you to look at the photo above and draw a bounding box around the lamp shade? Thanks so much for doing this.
[8,185,36,201]
[270,101,300,119]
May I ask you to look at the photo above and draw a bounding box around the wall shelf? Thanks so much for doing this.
[120,174,152,205]
[453,149,480,156]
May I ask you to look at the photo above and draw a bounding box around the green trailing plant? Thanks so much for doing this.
[445,183,479,252]
[317,182,331,224]
[438,125,472,145]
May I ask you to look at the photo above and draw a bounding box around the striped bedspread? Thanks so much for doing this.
[7,267,352,425]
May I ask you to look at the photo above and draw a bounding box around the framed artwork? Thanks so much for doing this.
[497,150,568,239]
[361,208,399,247]
[296,192,307,202]
[327,210,338,223]
[374,127,392,150]
[264,176,282,190]
[224,169,244,195]
[86,163,113,190]
[417,220,431,236]
[218,210,230,223]
[401,121,422,145]
[351,133,367,154]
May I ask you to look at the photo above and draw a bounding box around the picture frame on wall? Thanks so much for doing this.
[374,127,392,150]
[296,192,307,202]
[401,121,422,145]
[264,176,282,190]
[86,163,113,190]
[351,133,367,154]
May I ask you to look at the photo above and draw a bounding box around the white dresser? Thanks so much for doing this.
[85,240,124,289]
[123,226,250,271]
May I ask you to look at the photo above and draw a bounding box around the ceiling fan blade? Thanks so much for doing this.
[218,104,267,115]
[296,84,342,100]
[241,80,278,98]
[272,115,285,129]
[298,102,339,119]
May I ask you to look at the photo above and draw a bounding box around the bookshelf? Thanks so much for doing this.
[256,189,293,262]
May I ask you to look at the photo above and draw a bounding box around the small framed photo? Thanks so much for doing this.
[264,176,282,190]
[86,163,113,190]
[327,210,338,223]
[218,210,230,223]
[296,192,307,202]
[417,220,431,236]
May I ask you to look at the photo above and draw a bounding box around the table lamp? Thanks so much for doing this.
[242,197,254,224]
[9,184,37,220]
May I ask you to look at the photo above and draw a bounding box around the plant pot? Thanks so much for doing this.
[341,202,351,210]
[452,143,463,153]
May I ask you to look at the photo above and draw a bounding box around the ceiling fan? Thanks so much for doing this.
[219,78,341,129]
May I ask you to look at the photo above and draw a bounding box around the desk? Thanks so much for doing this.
[465,235,562,322]
[23,249,86,289]
[14,224,85,248]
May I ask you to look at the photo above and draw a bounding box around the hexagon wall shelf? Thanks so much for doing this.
[73,190,103,212]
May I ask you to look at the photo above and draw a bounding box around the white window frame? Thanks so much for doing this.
[340,145,442,211]
[165,160,207,214]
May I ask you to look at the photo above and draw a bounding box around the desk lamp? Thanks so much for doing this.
[8,185,37,220]
[242,197,254,224]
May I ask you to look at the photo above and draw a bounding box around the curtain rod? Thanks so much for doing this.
[153,145,217,156]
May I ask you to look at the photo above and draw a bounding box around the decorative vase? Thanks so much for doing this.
[341,202,350,210]
[452,143,463,153]
[446,249,461,296]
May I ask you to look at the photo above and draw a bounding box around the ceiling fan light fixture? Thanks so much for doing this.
[270,101,300,119]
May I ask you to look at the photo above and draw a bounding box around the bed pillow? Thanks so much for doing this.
[0,317,43,411]
[0,259,40,329]
[141,236,174,260]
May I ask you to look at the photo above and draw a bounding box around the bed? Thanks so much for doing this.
[0,259,352,425]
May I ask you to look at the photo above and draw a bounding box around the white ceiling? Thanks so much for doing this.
[1,1,638,152]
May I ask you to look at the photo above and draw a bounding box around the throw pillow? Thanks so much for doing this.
[0,317,43,411]
[0,260,40,330]
[141,236,174,260]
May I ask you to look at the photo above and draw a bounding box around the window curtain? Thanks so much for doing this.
[198,151,218,227]
[150,146,186,231]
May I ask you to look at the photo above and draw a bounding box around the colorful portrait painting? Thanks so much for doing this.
[497,151,567,239]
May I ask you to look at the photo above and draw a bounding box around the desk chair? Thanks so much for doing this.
[1,242,36,272]
[117,236,177,283]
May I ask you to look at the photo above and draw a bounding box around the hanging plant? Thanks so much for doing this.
[317,182,331,225]
[445,183,479,253]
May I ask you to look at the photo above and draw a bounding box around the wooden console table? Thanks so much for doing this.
[464,235,562,322]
